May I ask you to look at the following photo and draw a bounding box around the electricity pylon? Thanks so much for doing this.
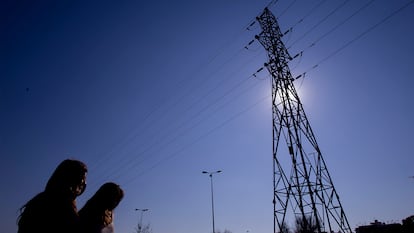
[255,8,352,233]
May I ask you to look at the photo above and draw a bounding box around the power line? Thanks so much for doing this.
[122,92,271,186]
[87,45,267,185]
[295,0,414,80]
[287,0,351,49]
[89,0,414,189]
[287,0,376,79]
[289,0,376,60]
[86,3,278,185]
[306,0,375,50]
[87,17,259,175]
[97,70,266,186]
[87,52,265,187]
[276,0,298,20]
[114,0,352,187]
[282,0,328,38]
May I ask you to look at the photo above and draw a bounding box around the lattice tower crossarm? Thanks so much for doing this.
[255,8,352,233]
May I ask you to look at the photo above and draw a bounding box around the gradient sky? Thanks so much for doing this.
[1,1,414,233]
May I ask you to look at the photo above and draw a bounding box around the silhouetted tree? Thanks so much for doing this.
[402,215,414,233]
[134,223,152,233]
[294,215,318,233]
[215,229,232,233]
[279,222,291,233]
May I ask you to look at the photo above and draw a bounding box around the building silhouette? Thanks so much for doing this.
[355,215,414,233]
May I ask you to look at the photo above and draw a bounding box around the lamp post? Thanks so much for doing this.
[135,208,149,233]
[202,170,222,233]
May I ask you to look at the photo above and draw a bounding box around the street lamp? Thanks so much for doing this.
[202,170,222,233]
[135,208,149,233]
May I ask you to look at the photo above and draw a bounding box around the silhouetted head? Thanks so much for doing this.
[89,182,124,211]
[78,182,123,231]
[18,159,87,232]
[45,159,88,199]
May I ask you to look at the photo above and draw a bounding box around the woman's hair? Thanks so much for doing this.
[45,159,88,196]
[17,159,88,232]
[79,182,124,228]
[81,182,124,212]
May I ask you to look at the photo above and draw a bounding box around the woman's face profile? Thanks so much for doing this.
[72,173,87,196]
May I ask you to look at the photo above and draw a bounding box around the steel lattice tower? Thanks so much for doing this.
[255,8,352,233]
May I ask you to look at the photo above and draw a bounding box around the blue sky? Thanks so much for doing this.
[1,1,414,233]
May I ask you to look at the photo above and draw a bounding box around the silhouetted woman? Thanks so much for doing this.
[17,159,88,233]
[79,182,124,233]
